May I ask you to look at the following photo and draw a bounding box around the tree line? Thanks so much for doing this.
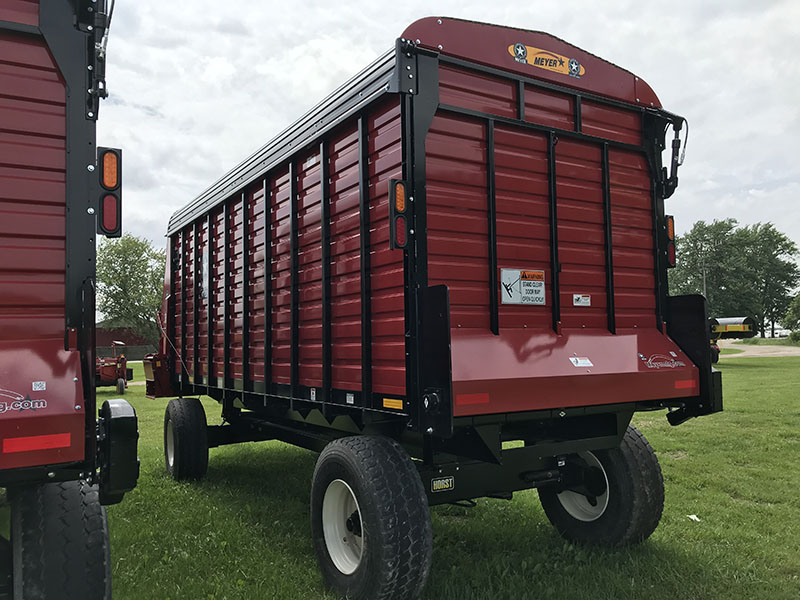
[669,220,800,336]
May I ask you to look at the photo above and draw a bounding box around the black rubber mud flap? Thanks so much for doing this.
[666,295,723,424]
[416,285,453,438]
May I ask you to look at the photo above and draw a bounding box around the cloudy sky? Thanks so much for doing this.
[98,0,800,250]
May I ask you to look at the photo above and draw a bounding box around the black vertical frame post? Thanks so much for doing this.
[487,119,499,335]
[358,115,372,405]
[206,213,213,382]
[193,221,200,383]
[290,162,300,395]
[517,80,525,121]
[180,229,187,386]
[574,95,582,133]
[262,178,273,392]
[643,113,667,332]
[547,131,561,332]
[320,141,332,400]
[241,192,251,391]
[601,143,616,334]
[222,201,231,388]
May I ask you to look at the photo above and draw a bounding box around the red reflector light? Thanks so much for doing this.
[394,215,406,246]
[102,194,118,232]
[667,241,676,268]
[674,379,697,390]
[3,432,71,454]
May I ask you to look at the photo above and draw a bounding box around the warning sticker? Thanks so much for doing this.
[573,294,591,307]
[569,357,594,367]
[501,269,546,305]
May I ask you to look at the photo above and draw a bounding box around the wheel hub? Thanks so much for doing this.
[321,479,364,575]
[556,451,610,522]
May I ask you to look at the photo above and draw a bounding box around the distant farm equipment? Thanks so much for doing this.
[709,316,757,362]
[96,340,134,394]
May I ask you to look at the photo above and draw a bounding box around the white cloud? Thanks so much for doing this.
[98,0,800,251]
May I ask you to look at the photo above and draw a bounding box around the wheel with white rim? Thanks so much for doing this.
[311,436,432,600]
[163,397,208,480]
[538,425,664,547]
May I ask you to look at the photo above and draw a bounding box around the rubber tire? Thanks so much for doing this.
[116,378,126,394]
[311,436,433,600]
[538,425,664,547]
[9,480,111,600]
[164,398,209,480]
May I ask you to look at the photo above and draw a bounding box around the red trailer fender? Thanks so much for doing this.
[0,339,85,470]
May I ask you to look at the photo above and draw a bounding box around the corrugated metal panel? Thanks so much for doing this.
[610,148,655,329]
[556,139,608,330]
[494,124,552,330]
[297,149,323,388]
[427,113,489,330]
[367,100,404,395]
[0,1,38,27]
[227,193,244,381]
[0,30,65,342]
[582,100,641,146]
[247,182,267,384]
[524,85,574,131]
[270,168,292,385]
[439,64,517,119]
[328,125,362,390]
[209,207,224,378]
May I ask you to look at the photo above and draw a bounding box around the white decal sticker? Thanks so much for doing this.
[501,269,546,305]
[346,393,355,405]
[32,381,46,391]
[310,388,316,401]
[573,294,591,307]
[645,354,686,369]
[569,357,594,367]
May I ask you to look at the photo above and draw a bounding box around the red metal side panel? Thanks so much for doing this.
[328,126,362,390]
[0,31,65,343]
[197,218,209,378]
[183,227,195,376]
[210,207,224,378]
[170,234,182,374]
[426,113,489,330]
[297,149,323,388]
[0,0,38,26]
[494,124,551,330]
[524,85,574,131]
[270,169,292,385]
[228,194,244,381]
[581,100,642,146]
[555,139,608,329]
[367,99,404,395]
[439,64,517,119]
[610,148,656,329]
[248,182,267,384]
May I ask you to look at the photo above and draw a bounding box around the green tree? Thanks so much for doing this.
[737,223,799,336]
[669,220,799,336]
[781,294,800,331]
[96,234,166,345]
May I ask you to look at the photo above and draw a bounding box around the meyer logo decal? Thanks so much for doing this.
[508,44,585,79]
[644,354,686,369]
[431,476,455,493]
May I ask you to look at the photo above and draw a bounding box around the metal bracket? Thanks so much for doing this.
[390,38,419,94]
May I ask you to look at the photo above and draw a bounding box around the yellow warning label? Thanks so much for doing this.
[521,270,545,282]
[382,398,404,410]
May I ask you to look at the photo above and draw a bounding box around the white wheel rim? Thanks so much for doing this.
[322,479,364,575]
[556,451,610,522]
[166,419,175,468]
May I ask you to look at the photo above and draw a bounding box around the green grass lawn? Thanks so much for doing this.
[733,337,800,346]
[720,347,744,355]
[99,357,800,600]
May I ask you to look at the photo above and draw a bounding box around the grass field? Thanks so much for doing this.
[98,357,800,600]
[733,337,800,347]
[719,347,744,355]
